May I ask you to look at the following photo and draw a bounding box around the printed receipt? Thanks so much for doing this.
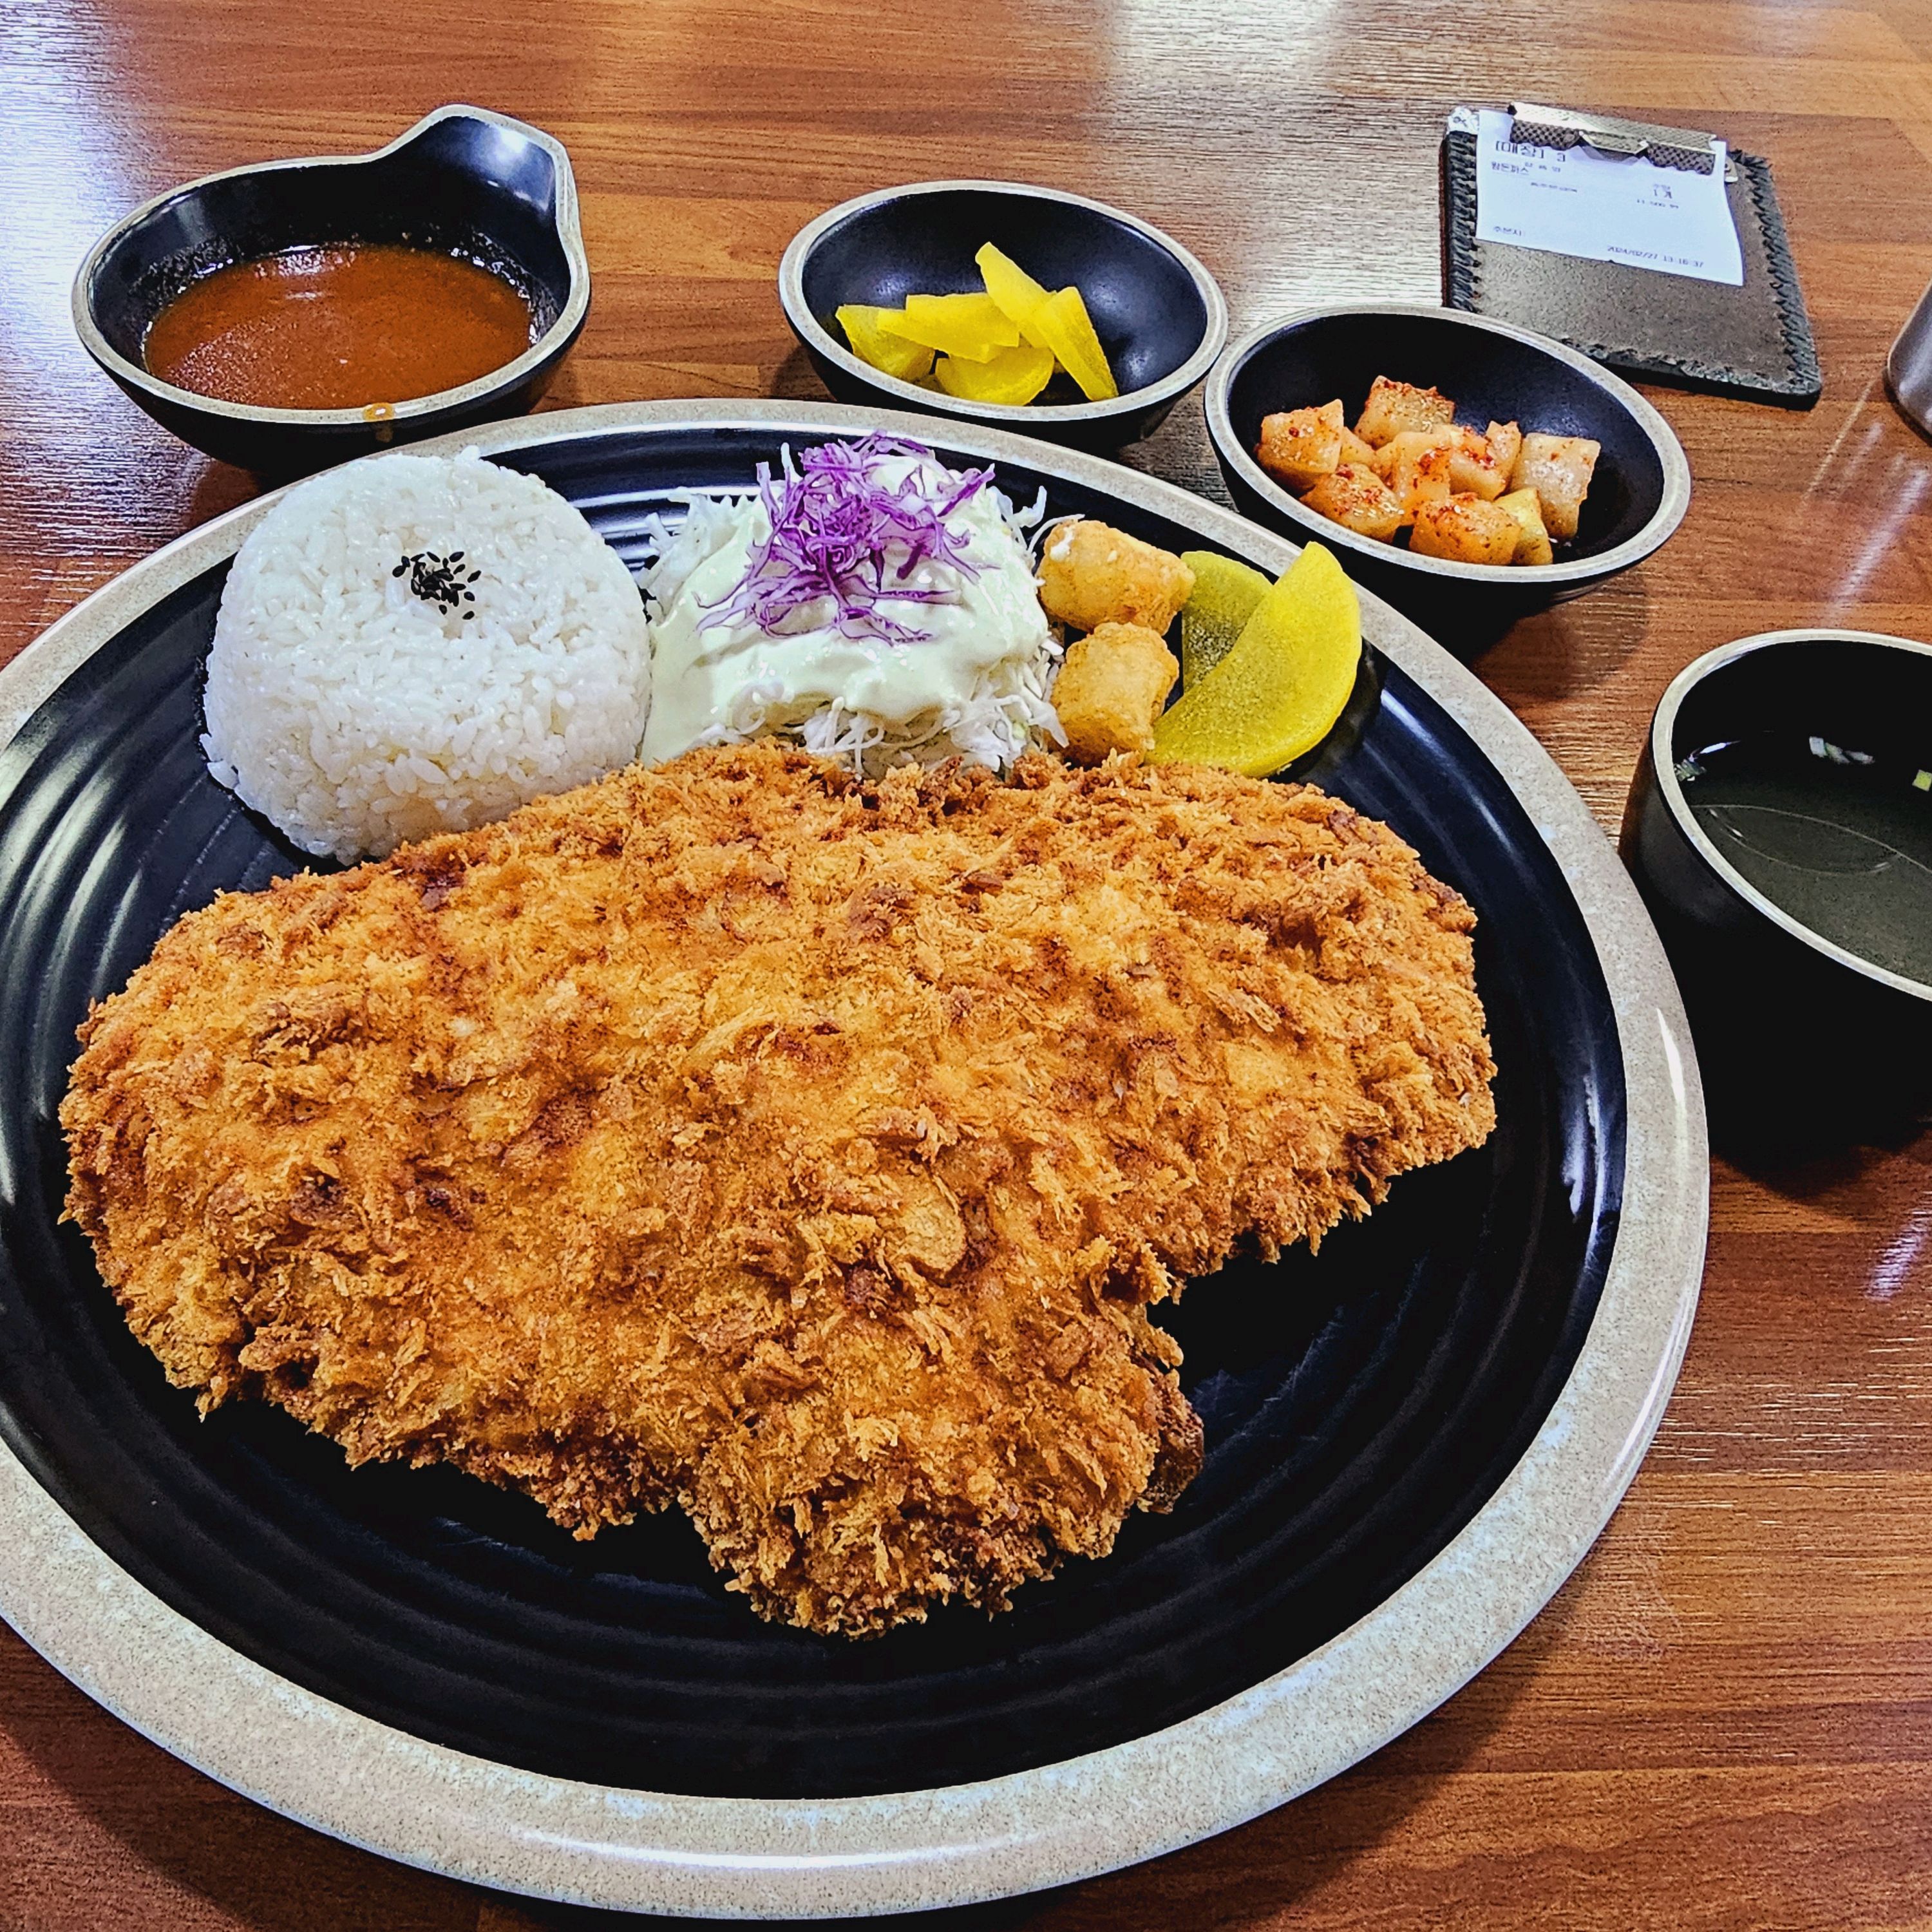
[1474,108,1744,287]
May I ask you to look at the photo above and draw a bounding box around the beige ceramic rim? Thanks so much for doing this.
[0,400,1708,1920]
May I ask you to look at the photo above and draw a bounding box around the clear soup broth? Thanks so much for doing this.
[1677,727,1932,985]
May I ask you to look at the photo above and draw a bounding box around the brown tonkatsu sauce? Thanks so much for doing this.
[142,244,533,410]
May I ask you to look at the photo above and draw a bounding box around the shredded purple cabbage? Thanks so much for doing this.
[697,435,994,646]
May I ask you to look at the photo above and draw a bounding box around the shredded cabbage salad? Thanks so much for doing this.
[699,435,990,645]
[638,436,1063,777]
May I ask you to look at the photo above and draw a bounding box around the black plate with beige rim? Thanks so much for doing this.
[0,401,1707,1918]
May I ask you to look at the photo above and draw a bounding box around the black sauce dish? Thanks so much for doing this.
[1206,304,1691,644]
[71,104,590,477]
[1622,629,1932,1147]
[777,180,1228,451]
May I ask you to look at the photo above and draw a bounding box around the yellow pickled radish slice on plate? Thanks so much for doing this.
[934,343,1056,405]
[1031,287,1117,401]
[879,293,1021,362]
[835,304,936,383]
[1150,542,1361,777]
[975,243,1054,348]
[1179,549,1272,687]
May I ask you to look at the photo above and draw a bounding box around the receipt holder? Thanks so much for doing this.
[1440,103,1821,408]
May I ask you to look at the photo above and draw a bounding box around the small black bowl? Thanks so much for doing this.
[1622,629,1932,1145]
[1206,305,1690,641]
[72,104,590,477]
[778,180,1227,451]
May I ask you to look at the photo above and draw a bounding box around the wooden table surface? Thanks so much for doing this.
[3,1,1931,1925]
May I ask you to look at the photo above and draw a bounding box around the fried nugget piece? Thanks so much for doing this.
[1038,520,1195,634]
[1052,622,1180,762]
[63,746,1495,1637]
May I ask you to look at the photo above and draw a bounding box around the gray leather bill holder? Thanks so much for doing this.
[1441,103,1822,408]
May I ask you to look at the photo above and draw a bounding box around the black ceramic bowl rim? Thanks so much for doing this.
[776,179,1229,429]
[1206,303,1693,589]
[69,104,591,432]
[1649,627,1932,1005]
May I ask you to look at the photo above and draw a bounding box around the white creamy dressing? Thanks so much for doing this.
[641,457,1052,766]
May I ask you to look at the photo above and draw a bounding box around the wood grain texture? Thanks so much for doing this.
[2,0,1931,1926]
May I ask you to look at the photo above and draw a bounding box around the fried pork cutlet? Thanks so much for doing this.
[62,745,1496,1636]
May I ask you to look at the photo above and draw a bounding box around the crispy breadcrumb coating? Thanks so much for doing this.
[62,744,1495,1635]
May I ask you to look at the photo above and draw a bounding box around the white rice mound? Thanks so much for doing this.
[202,450,650,864]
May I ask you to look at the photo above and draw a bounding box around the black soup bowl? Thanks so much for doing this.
[72,104,590,477]
[1622,629,1932,1144]
[779,180,1228,451]
[1208,304,1690,640]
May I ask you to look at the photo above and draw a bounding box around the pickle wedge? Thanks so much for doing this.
[1149,543,1360,777]
[934,343,1056,405]
[1031,287,1118,401]
[975,243,1054,348]
[880,293,1020,362]
[1179,550,1273,687]
[836,304,936,383]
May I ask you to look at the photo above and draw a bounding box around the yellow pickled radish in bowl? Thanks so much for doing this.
[1030,287,1117,401]
[834,305,934,383]
[934,344,1056,405]
[976,243,1054,346]
[879,294,1019,362]
[1150,542,1361,777]
[835,244,1118,404]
